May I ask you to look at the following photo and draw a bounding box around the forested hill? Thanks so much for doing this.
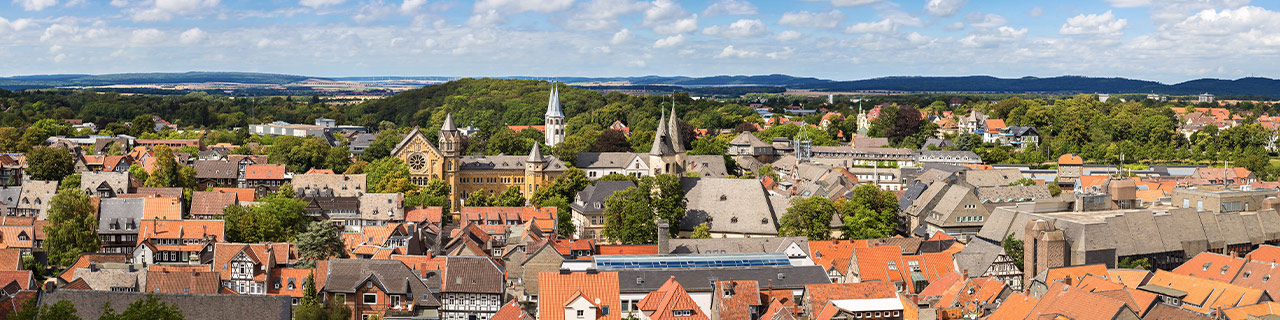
[795,76,1280,97]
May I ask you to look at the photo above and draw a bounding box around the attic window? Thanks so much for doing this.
[1221,266,1231,274]
[1243,271,1252,279]
[719,195,727,201]
[636,277,644,285]
[1265,275,1272,282]
[731,217,738,223]
[887,261,898,271]
[1203,262,1212,271]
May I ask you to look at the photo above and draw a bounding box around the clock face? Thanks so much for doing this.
[408,153,427,171]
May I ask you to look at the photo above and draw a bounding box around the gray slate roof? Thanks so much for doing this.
[616,265,829,293]
[574,152,643,169]
[442,256,504,294]
[0,187,19,210]
[193,160,237,179]
[38,289,292,320]
[16,180,56,219]
[679,177,779,235]
[321,259,441,307]
[571,181,636,215]
[665,237,809,256]
[294,174,366,197]
[687,155,729,178]
[729,133,769,147]
[459,154,568,171]
[80,172,130,195]
[953,238,1005,277]
[98,198,144,235]
[359,193,404,221]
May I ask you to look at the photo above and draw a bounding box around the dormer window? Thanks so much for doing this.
[1203,262,1212,271]
[1222,266,1231,274]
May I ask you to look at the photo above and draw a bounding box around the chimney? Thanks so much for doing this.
[962,269,969,279]
[657,218,670,255]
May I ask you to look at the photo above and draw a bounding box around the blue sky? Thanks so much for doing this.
[1,0,1277,83]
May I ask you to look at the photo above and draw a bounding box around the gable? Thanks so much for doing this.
[391,128,443,159]
[626,157,648,170]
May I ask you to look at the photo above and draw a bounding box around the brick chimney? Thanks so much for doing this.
[657,218,670,254]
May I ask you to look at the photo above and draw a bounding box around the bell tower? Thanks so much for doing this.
[545,84,565,147]
[438,113,462,216]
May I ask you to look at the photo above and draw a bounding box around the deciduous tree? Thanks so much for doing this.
[26,146,74,181]
[44,189,99,267]
[296,220,349,268]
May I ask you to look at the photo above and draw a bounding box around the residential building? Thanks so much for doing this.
[600,254,830,316]
[317,259,441,320]
[981,119,1007,144]
[802,282,899,318]
[97,198,143,254]
[214,242,293,295]
[572,180,635,240]
[636,277,709,320]
[244,164,288,195]
[14,180,55,219]
[145,270,221,294]
[1189,167,1257,185]
[190,190,239,220]
[1138,270,1266,315]
[1199,93,1215,103]
[132,219,224,265]
[913,150,982,166]
[360,193,405,228]
[537,271,622,320]
[294,174,367,197]
[440,256,505,320]
[710,280,763,320]
[575,153,651,179]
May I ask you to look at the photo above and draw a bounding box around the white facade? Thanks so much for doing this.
[564,296,600,320]
[441,292,502,320]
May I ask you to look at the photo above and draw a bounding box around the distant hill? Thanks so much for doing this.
[0,72,317,89]
[794,75,1280,97]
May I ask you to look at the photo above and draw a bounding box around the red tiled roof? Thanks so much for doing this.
[1026,282,1136,320]
[461,207,555,225]
[507,125,545,132]
[804,282,897,316]
[212,188,256,202]
[139,219,224,243]
[986,292,1038,320]
[1143,269,1265,314]
[1173,252,1245,282]
[714,281,762,320]
[304,168,335,174]
[142,197,183,220]
[597,245,658,255]
[405,206,444,224]
[144,270,221,294]
[1223,301,1280,320]
[538,272,621,320]
[985,119,1006,131]
[190,191,238,216]
[0,270,33,290]
[213,243,277,282]
[639,277,708,320]
[245,164,286,180]
[1057,153,1083,165]
[267,267,312,297]
[808,240,866,278]
[492,300,534,320]
[1246,245,1280,264]
[391,254,446,281]
[1042,264,1109,287]
[0,248,21,271]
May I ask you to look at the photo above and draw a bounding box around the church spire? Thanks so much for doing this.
[668,104,684,153]
[545,85,563,118]
[650,110,674,156]
[441,113,456,131]
[527,142,545,163]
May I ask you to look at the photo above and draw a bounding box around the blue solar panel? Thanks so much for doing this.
[593,253,792,270]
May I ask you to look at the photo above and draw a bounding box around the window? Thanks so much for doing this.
[363,293,377,305]
[391,295,401,306]
[887,261,897,270]
[577,310,585,318]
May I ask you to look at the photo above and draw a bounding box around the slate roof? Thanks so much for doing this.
[729,132,769,147]
[80,171,130,195]
[687,155,728,178]
[15,180,55,218]
[616,266,829,293]
[320,259,441,307]
[37,289,293,320]
[975,185,1050,202]
[56,253,129,283]
[97,198,144,235]
[574,152,644,169]
[441,256,504,294]
[193,160,238,179]
[359,193,404,221]
[73,265,146,291]
[293,174,366,197]
[572,181,635,215]
[0,187,19,211]
[679,177,779,235]
[128,187,184,198]
[459,154,567,171]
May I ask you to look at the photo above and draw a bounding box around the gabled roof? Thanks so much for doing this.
[244,164,286,180]
[144,270,220,294]
[441,256,504,294]
[213,243,277,282]
[190,191,238,216]
[986,292,1038,320]
[804,282,897,316]
[491,300,535,320]
[319,259,441,307]
[1223,301,1280,320]
[538,271,621,320]
[1173,252,1245,282]
[212,188,256,202]
[142,196,183,220]
[1027,282,1137,320]
[638,277,709,320]
[56,253,129,283]
[1142,269,1265,314]
[138,219,224,242]
[714,280,762,320]
[405,206,444,224]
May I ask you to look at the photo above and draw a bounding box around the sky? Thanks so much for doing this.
[1,0,1278,83]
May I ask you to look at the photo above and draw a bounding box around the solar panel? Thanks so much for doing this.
[594,253,792,270]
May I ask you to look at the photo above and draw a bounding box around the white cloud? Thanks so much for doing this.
[966,13,1007,28]
[715,45,758,58]
[400,0,426,12]
[766,47,793,59]
[844,19,895,34]
[130,28,165,46]
[353,1,396,23]
[643,0,698,34]
[610,28,632,44]
[467,9,504,25]
[299,0,344,8]
[1060,11,1127,35]
[1165,6,1280,36]
[131,0,220,21]
[778,10,843,29]
[702,19,768,38]
[564,0,647,31]
[946,22,964,30]
[925,0,966,17]
[15,0,58,11]
[0,17,34,32]
[830,0,879,7]
[653,34,684,48]
[179,27,206,44]
[474,0,573,14]
[960,25,1027,47]
[702,0,755,17]
[109,0,127,6]
[774,30,803,41]
[1030,7,1043,17]
[1105,0,1149,7]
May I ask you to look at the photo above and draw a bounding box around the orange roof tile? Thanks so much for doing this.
[804,282,897,316]
[144,270,221,294]
[212,188,256,202]
[0,270,33,290]
[1076,274,1125,292]
[267,267,312,297]
[1057,153,1084,165]
[461,207,555,224]
[538,272,621,320]
[139,219,224,242]
[1246,245,1280,264]
[0,248,22,271]
[1173,252,1245,283]
[807,240,866,278]
[492,300,534,320]
[1223,301,1280,320]
[213,243,277,282]
[391,254,446,280]
[0,225,34,249]
[1027,282,1137,320]
[1042,264,1109,287]
[245,164,286,180]
[640,277,709,320]
[148,265,212,272]
[986,292,1039,320]
[1231,260,1280,299]
[142,196,183,220]
[405,206,444,224]
[304,168,335,174]
[1143,270,1266,314]
[714,281,762,320]
[597,245,658,255]
[849,245,908,290]
[985,119,1006,131]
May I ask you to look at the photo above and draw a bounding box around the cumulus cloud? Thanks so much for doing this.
[178,27,206,44]
[925,0,966,17]
[966,13,1007,28]
[299,0,344,8]
[715,45,758,58]
[1060,11,1127,35]
[565,0,648,31]
[702,0,756,16]
[470,0,574,25]
[130,28,165,46]
[830,0,879,7]
[778,10,843,28]
[15,0,58,11]
[610,28,631,44]
[643,0,698,34]
[653,34,684,48]
[774,30,803,41]
[400,0,427,12]
[0,17,34,33]
[960,25,1027,47]
[702,19,768,38]
[946,22,964,30]
[844,19,895,34]
[1105,0,1149,7]
[1165,6,1280,36]
[131,0,221,21]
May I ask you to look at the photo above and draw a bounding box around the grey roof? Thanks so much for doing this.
[851,137,890,148]
[729,132,769,147]
[571,181,636,215]
[953,238,1005,277]
[293,174,366,197]
[574,152,643,169]
[527,143,544,163]
[915,150,981,162]
[441,113,456,131]
[16,180,56,219]
[193,160,237,179]
[347,132,377,150]
[98,198,144,235]
[80,171,130,195]
[459,154,567,171]
[665,237,809,256]
[0,186,20,210]
[71,266,146,291]
[38,289,292,320]
[650,112,676,156]
[322,259,441,307]
[922,138,954,149]
[961,168,1023,187]
[679,177,779,235]
[975,185,1051,203]
[545,86,564,118]
[616,265,830,293]
[442,256,504,294]
[1007,126,1039,137]
[668,106,685,153]
[687,155,728,178]
[359,193,404,221]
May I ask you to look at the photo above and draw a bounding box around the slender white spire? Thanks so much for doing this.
[545,84,564,118]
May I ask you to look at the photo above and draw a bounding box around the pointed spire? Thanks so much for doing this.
[441,113,456,131]
[527,143,545,163]
[668,104,684,153]
[650,110,673,156]
[545,84,564,118]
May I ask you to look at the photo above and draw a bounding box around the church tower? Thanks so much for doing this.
[648,108,686,176]
[545,85,565,147]
[437,113,462,215]
[524,143,548,200]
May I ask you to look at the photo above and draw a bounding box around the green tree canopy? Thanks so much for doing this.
[223,194,307,243]
[296,220,350,268]
[44,188,100,267]
[26,146,74,181]
[778,197,836,240]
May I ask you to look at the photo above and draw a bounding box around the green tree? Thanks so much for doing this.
[493,186,526,207]
[301,273,320,307]
[601,186,657,244]
[465,190,493,207]
[359,131,403,162]
[365,157,416,194]
[590,129,631,152]
[296,220,350,268]
[778,197,835,240]
[128,164,149,184]
[539,195,576,239]
[530,168,590,206]
[223,195,307,243]
[1009,178,1037,186]
[145,145,179,187]
[1002,233,1024,270]
[1118,257,1152,270]
[294,294,351,320]
[98,294,184,320]
[691,222,711,239]
[838,184,899,239]
[26,146,75,181]
[44,189,99,267]
[58,173,82,192]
